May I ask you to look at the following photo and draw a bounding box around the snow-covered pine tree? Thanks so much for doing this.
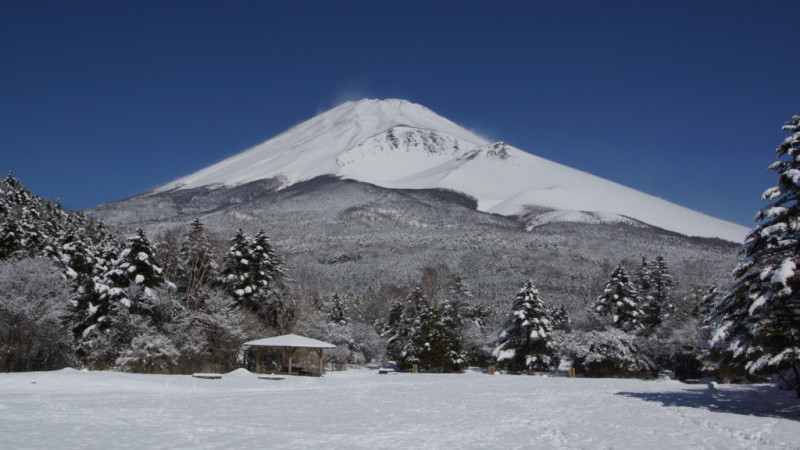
[548,305,571,332]
[95,228,168,325]
[383,299,407,360]
[637,256,652,295]
[220,229,257,307]
[177,218,218,308]
[712,113,800,397]
[641,255,676,330]
[105,229,166,292]
[437,298,467,371]
[595,265,644,333]
[77,229,169,369]
[399,291,464,372]
[252,230,286,284]
[329,293,347,325]
[220,229,290,329]
[0,218,23,259]
[493,280,559,373]
[386,287,423,366]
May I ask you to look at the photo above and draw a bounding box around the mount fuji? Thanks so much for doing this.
[156,99,747,243]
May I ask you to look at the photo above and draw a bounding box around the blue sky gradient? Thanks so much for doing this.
[1,1,797,227]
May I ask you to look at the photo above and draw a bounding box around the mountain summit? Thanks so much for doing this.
[157,98,747,242]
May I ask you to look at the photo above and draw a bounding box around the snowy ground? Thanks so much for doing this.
[1,368,798,449]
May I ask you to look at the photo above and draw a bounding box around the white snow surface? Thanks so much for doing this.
[157,99,748,242]
[1,368,798,449]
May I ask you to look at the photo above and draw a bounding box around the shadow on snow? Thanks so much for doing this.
[616,385,800,421]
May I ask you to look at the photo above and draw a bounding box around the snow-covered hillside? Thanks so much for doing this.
[157,99,748,242]
[1,368,797,448]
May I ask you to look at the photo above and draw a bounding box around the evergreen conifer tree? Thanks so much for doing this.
[329,294,347,325]
[220,229,258,307]
[387,287,423,366]
[648,255,676,325]
[595,265,644,333]
[493,280,559,373]
[220,229,289,328]
[177,218,217,308]
[0,218,22,259]
[712,113,800,396]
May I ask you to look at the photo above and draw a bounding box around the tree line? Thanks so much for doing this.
[1,112,799,397]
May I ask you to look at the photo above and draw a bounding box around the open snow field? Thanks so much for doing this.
[1,368,798,449]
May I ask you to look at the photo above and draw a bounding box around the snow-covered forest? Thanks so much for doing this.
[1,173,716,379]
[1,114,799,401]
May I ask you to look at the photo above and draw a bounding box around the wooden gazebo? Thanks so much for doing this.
[243,334,336,376]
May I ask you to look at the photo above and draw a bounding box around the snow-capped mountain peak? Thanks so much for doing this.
[155,98,748,242]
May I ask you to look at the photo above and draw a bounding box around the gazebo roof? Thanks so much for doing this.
[243,333,336,349]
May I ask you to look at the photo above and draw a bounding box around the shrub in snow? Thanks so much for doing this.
[177,289,249,373]
[299,294,384,368]
[553,329,658,379]
[77,307,150,370]
[712,113,800,397]
[116,333,180,374]
[493,280,559,374]
[0,258,74,371]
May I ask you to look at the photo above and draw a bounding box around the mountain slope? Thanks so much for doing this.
[155,99,748,242]
[88,175,738,311]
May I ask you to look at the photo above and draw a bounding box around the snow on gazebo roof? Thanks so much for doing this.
[243,333,336,349]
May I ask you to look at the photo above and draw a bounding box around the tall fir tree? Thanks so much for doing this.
[220,229,289,328]
[493,280,559,373]
[641,255,676,330]
[398,290,465,372]
[595,265,644,333]
[649,255,676,323]
[712,113,800,396]
[99,228,167,317]
[177,218,218,308]
[386,287,424,365]
[220,229,258,307]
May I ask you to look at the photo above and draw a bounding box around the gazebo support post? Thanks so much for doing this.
[255,347,264,374]
[315,348,324,376]
[286,347,297,375]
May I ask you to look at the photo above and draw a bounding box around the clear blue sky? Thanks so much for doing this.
[1,0,797,227]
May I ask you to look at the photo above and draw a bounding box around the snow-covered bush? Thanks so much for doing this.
[177,289,249,373]
[116,333,180,373]
[0,257,74,371]
[299,294,386,368]
[553,329,658,379]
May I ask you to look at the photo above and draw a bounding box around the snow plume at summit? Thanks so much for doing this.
[157,99,748,242]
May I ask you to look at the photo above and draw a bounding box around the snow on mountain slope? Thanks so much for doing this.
[158,99,489,191]
[156,99,749,242]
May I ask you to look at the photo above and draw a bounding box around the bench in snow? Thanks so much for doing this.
[258,376,285,381]
[378,368,395,375]
[192,374,223,380]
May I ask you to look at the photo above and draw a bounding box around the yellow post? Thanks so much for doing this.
[568,367,576,378]
[488,365,495,375]
[412,363,418,374]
